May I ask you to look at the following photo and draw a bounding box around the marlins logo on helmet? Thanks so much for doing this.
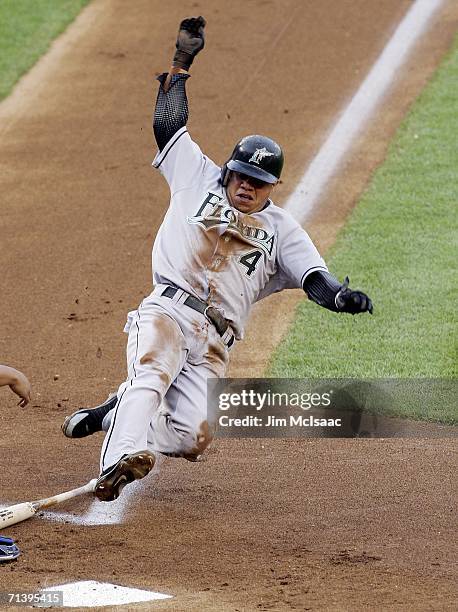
[249,147,275,165]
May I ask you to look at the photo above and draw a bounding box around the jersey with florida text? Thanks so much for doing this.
[152,127,327,339]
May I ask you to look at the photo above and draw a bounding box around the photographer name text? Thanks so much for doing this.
[218,415,341,428]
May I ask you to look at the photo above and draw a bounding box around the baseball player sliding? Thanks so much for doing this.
[62,17,373,502]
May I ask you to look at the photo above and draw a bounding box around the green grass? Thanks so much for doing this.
[269,39,458,424]
[0,0,91,101]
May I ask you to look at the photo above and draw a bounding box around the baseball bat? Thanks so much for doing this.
[0,478,97,528]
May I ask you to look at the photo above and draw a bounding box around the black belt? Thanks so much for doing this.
[161,286,234,348]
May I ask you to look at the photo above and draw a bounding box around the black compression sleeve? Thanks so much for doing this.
[302,270,341,311]
[153,72,191,151]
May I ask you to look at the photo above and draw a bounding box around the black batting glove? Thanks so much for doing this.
[335,276,373,315]
[173,16,206,71]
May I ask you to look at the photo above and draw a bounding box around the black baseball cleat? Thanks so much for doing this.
[61,393,118,438]
[95,451,155,502]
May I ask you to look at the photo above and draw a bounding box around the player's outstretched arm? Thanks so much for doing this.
[303,271,373,315]
[0,364,32,407]
[153,16,206,151]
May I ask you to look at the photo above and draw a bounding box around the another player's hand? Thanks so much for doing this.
[173,16,206,70]
[335,276,373,315]
[10,370,32,407]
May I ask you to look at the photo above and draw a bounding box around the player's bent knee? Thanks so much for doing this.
[179,420,213,461]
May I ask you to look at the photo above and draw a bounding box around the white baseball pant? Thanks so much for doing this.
[100,285,232,471]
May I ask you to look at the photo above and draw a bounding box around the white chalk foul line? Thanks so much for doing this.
[40,490,132,526]
[42,454,165,526]
[285,0,444,222]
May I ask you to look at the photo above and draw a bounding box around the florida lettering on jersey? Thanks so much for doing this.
[187,193,275,257]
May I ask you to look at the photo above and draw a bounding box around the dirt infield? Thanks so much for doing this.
[0,0,457,609]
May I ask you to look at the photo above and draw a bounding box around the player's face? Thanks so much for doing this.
[226,171,276,214]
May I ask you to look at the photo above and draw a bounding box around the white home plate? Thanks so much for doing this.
[39,581,172,607]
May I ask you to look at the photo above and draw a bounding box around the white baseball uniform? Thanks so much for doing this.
[100,126,327,470]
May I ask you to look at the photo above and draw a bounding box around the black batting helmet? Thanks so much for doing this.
[221,135,284,186]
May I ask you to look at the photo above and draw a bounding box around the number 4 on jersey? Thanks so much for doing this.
[239,250,262,277]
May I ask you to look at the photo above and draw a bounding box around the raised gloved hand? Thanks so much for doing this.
[335,276,373,315]
[173,16,206,71]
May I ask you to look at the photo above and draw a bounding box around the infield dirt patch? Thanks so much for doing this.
[0,1,457,610]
